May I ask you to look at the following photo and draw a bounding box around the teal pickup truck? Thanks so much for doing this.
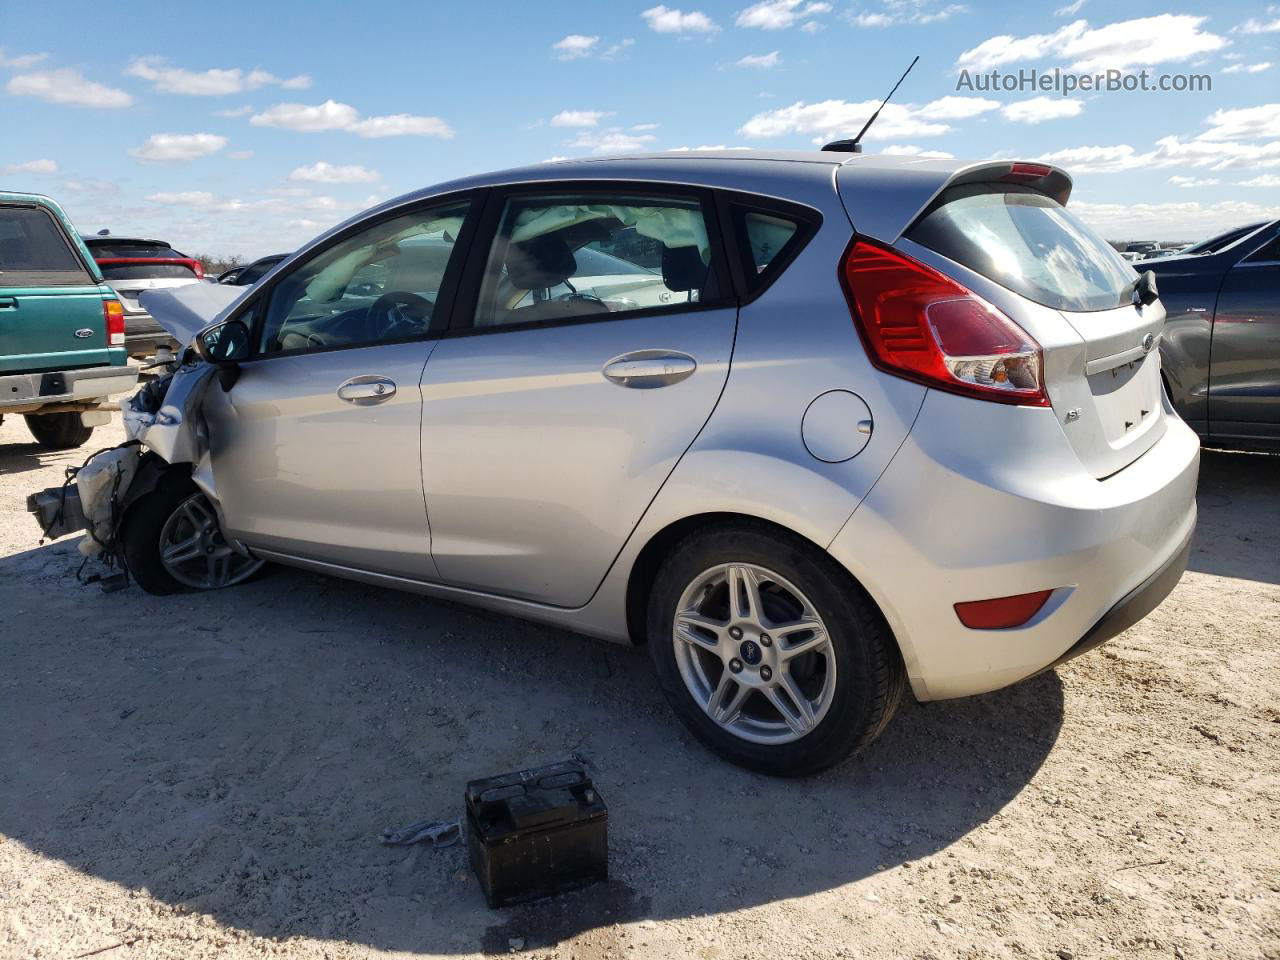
[1,191,137,448]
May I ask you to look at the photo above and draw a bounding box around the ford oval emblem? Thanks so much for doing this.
[1142,332,1155,352]
[74,328,94,339]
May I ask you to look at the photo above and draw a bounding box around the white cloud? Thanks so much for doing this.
[569,129,658,153]
[288,162,380,184]
[1167,175,1220,188]
[1033,137,1280,173]
[850,1,966,27]
[1199,104,1280,142]
[1071,198,1280,240]
[215,105,253,117]
[249,99,454,138]
[250,100,360,132]
[736,51,782,68]
[642,5,719,33]
[0,48,48,69]
[879,144,955,158]
[553,35,600,59]
[7,68,133,108]
[1,159,57,175]
[1236,16,1280,34]
[147,191,219,206]
[124,57,310,95]
[1055,0,1085,15]
[1000,96,1084,123]
[632,122,661,131]
[956,15,1227,72]
[551,109,613,127]
[736,0,831,30]
[129,132,228,163]
[1240,174,1280,187]
[1222,61,1272,74]
[348,114,454,138]
[740,95,999,141]
[602,38,637,58]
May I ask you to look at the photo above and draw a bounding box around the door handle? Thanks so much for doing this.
[337,375,397,405]
[602,351,697,388]
[0,297,16,309]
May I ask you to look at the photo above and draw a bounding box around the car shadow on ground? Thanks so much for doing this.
[0,437,83,476]
[1188,448,1279,586]
[0,541,1063,956]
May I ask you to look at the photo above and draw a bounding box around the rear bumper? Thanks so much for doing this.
[828,391,1200,701]
[0,364,140,412]
[124,313,177,357]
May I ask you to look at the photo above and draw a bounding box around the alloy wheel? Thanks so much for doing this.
[672,562,837,745]
[157,492,263,589]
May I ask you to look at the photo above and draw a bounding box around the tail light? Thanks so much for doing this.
[840,239,1049,406]
[104,299,125,346]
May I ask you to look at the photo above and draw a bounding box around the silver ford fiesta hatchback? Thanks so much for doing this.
[115,150,1197,775]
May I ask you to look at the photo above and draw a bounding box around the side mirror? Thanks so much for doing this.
[194,318,251,364]
[1135,270,1159,307]
[194,319,250,391]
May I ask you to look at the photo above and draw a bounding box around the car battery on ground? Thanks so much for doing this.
[465,760,607,908]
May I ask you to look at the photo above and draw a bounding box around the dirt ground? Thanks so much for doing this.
[1,414,1277,960]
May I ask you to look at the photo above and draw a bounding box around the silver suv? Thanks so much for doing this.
[116,151,1198,775]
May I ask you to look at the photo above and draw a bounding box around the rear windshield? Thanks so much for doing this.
[99,262,199,281]
[0,204,92,286]
[86,241,187,259]
[907,185,1136,313]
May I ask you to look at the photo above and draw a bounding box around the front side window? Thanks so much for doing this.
[472,194,714,328]
[907,185,1137,313]
[257,200,470,354]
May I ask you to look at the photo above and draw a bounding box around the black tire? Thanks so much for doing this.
[24,412,94,450]
[647,522,905,777]
[120,471,201,596]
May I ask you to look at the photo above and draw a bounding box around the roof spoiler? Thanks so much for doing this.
[835,159,1074,245]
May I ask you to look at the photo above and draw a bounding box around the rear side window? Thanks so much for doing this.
[472,193,718,329]
[907,185,1136,313]
[99,262,199,281]
[1244,234,1280,264]
[0,205,91,286]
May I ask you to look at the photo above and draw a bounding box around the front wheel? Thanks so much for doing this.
[647,524,904,777]
[25,412,93,450]
[121,473,264,595]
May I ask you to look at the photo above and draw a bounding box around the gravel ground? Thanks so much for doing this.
[1,415,1277,960]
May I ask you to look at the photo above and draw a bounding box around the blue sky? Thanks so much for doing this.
[2,0,1277,257]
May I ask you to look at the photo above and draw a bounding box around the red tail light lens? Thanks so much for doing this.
[840,239,1049,406]
[104,299,125,347]
[954,590,1054,629]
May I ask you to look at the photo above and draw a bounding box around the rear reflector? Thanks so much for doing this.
[840,239,1049,406]
[954,590,1054,629]
[104,299,126,346]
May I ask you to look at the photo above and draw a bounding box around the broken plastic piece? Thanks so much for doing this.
[380,817,462,848]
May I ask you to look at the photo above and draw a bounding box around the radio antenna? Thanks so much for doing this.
[822,56,920,153]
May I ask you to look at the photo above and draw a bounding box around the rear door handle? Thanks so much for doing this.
[602,351,697,388]
[0,297,16,309]
[337,375,397,405]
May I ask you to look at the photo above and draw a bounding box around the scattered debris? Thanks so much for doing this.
[379,818,461,848]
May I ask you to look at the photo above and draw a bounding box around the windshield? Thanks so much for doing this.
[908,185,1137,313]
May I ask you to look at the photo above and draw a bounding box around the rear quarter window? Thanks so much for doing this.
[0,205,93,286]
[727,199,819,298]
[906,185,1137,313]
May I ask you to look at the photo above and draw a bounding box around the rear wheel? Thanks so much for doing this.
[647,523,904,776]
[24,412,93,450]
[121,473,264,595]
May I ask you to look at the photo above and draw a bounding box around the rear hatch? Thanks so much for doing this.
[0,199,114,374]
[839,161,1163,479]
[84,239,202,326]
